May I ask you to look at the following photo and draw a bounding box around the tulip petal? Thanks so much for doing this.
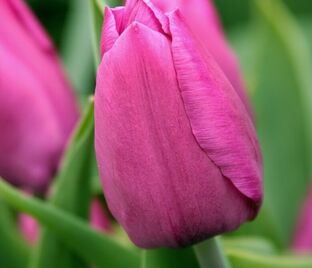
[121,0,164,34]
[0,0,79,137]
[152,0,253,117]
[168,11,262,204]
[0,43,63,192]
[95,22,254,248]
[100,7,124,56]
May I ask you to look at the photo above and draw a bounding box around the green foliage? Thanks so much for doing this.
[142,247,200,268]
[0,200,30,268]
[229,0,312,248]
[0,178,140,268]
[29,99,95,268]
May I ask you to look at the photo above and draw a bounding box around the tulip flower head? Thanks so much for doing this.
[0,0,79,192]
[95,0,262,248]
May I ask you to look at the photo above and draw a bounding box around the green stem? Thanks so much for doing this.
[0,178,139,268]
[194,237,231,268]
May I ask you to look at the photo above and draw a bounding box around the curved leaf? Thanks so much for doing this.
[0,179,139,268]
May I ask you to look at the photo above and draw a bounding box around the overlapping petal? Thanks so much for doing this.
[152,0,253,116]
[168,11,262,204]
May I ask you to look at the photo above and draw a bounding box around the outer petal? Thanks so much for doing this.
[292,186,312,253]
[0,44,63,192]
[95,22,254,248]
[100,7,124,56]
[168,11,262,205]
[0,0,79,137]
[152,0,252,116]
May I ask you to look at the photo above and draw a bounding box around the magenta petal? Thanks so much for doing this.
[0,44,63,192]
[95,22,254,248]
[168,11,262,204]
[152,0,252,116]
[0,0,79,137]
[120,0,164,34]
[100,7,124,56]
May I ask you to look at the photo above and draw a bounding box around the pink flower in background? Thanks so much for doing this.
[90,198,113,233]
[292,185,312,253]
[95,0,262,248]
[19,213,39,245]
[0,0,79,192]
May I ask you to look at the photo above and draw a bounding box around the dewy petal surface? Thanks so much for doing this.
[95,22,254,248]
[168,11,262,205]
[152,0,252,116]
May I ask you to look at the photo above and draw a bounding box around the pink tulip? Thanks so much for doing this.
[90,198,113,233]
[95,0,262,248]
[0,0,79,192]
[292,186,312,253]
[19,213,39,245]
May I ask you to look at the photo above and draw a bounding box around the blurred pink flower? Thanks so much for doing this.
[292,185,312,253]
[0,0,79,192]
[19,213,39,245]
[90,198,113,233]
[95,0,262,248]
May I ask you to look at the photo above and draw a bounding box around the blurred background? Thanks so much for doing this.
[27,0,312,251]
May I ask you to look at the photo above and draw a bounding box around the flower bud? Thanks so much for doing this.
[95,0,262,248]
[0,0,79,192]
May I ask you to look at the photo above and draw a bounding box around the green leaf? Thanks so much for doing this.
[61,0,94,96]
[89,0,104,66]
[30,98,95,268]
[0,178,140,268]
[230,0,312,247]
[222,236,276,255]
[226,249,312,268]
[142,247,199,268]
[252,0,312,245]
[0,199,30,268]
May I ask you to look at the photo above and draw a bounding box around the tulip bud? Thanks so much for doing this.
[0,0,79,192]
[90,198,113,233]
[292,186,312,253]
[95,0,262,248]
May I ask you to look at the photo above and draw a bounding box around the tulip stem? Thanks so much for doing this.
[194,237,231,268]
